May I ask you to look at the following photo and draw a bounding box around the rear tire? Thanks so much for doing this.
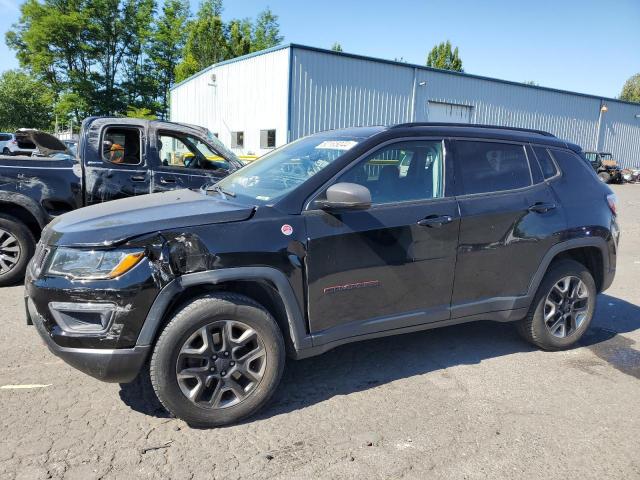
[597,172,610,183]
[517,259,596,350]
[1,147,9,155]
[0,214,36,287]
[150,293,285,427]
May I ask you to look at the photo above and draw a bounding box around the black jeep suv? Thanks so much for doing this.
[25,123,619,427]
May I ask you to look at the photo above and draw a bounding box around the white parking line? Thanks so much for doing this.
[0,384,51,390]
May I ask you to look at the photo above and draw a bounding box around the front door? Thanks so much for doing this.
[84,124,151,205]
[153,132,231,191]
[304,139,460,339]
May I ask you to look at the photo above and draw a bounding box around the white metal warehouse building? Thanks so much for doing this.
[170,44,640,168]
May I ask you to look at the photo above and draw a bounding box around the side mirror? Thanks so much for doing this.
[315,182,372,211]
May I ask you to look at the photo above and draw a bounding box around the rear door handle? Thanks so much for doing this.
[528,202,556,213]
[130,175,146,182]
[159,177,176,184]
[417,215,453,228]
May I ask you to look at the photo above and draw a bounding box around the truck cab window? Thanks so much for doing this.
[158,133,229,171]
[102,127,142,165]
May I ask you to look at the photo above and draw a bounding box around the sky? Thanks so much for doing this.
[0,0,638,99]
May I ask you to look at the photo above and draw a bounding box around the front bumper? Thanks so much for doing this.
[28,297,150,382]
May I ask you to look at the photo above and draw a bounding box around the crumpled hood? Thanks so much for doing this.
[44,189,255,247]
[15,129,71,156]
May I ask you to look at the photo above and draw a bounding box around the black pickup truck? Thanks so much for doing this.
[0,117,241,286]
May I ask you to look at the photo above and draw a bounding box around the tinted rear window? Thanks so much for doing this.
[455,141,531,195]
[16,139,36,149]
[533,146,558,179]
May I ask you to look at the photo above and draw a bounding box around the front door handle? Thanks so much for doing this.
[528,202,556,213]
[160,177,176,184]
[130,175,146,182]
[417,215,453,228]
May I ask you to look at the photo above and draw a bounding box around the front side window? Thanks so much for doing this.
[533,146,558,179]
[215,134,366,204]
[158,133,229,171]
[102,127,142,165]
[335,140,445,204]
[455,141,531,195]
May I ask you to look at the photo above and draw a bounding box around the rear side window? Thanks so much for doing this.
[102,127,142,165]
[455,141,531,195]
[0,134,11,141]
[533,146,558,179]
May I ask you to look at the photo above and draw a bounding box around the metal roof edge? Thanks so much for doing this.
[171,42,640,109]
[171,43,292,91]
[287,44,640,109]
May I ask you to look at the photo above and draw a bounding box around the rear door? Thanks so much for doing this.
[152,131,232,191]
[84,123,151,205]
[450,139,565,318]
[304,138,460,338]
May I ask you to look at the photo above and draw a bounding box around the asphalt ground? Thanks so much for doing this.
[0,184,638,479]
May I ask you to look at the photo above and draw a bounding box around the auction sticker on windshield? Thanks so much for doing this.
[315,140,358,151]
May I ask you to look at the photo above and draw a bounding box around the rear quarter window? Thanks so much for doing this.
[454,140,531,195]
[533,146,559,179]
[549,148,600,182]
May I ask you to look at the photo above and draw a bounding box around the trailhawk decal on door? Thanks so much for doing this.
[323,280,381,295]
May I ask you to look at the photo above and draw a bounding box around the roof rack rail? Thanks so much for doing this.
[390,122,556,138]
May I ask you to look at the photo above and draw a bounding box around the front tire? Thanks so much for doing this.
[517,259,596,350]
[150,293,285,427]
[0,214,36,287]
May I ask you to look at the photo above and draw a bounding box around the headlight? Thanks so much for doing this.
[45,247,145,280]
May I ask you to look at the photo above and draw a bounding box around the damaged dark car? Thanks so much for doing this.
[25,123,618,427]
[0,117,241,286]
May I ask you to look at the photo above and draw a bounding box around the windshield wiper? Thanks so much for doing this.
[206,184,236,199]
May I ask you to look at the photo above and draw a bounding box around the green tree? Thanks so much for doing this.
[175,0,227,82]
[126,106,157,119]
[6,0,161,119]
[150,0,190,118]
[619,73,640,103]
[250,8,283,52]
[0,70,54,131]
[227,19,252,58]
[426,41,463,72]
[121,0,158,113]
[331,42,343,52]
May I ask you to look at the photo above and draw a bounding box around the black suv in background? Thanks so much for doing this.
[25,123,619,427]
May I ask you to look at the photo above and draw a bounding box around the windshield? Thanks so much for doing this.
[214,134,365,204]
[204,130,240,166]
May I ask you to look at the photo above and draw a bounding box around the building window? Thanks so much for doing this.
[231,131,244,148]
[260,129,276,149]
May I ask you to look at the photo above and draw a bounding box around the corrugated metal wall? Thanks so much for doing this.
[170,47,289,156]
[290,47,640,168]
[289,48,414,139]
